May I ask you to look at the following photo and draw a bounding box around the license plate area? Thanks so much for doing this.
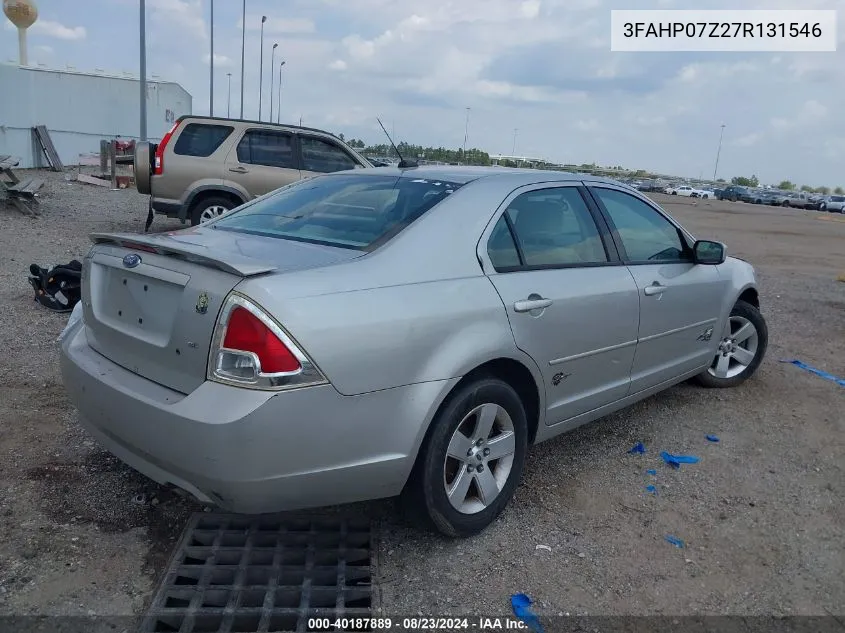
[89,259,189,347]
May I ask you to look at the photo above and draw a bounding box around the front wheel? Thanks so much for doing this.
[694,300,768,389]
[401,377,528,537]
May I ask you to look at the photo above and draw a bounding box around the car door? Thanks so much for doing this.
[588,185,728,394]
[223,128,302,198]
[298,135,363,178]
[480,184,641,426]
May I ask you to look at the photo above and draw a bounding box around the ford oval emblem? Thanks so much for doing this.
[123,254,141,268]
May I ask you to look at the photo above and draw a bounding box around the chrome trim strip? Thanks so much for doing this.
[549,318,718,366]
[638,318,718,344]
[550,339,637,366]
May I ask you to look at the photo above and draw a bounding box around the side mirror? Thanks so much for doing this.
[693,240,726,265]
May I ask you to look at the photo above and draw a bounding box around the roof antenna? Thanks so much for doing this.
[377,118,417,169]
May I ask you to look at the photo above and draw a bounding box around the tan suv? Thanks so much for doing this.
[134,116,373,227]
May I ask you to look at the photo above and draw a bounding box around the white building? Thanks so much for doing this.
[0,63,192,168]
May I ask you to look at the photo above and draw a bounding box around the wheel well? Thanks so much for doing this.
[189,189,243,211]
[738,288,759,308]
[457,358,541,444]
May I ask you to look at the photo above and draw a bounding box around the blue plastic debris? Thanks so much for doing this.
[511,593,545,633]
[665,535,685,548]
[628,442,646,454]
[780,359,845,387]
[646,485,657,495]
[646,469,657,475]
[706,435,720,443]
[661,451,700,469]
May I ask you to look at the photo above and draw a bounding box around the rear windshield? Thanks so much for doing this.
[211,174,463,250]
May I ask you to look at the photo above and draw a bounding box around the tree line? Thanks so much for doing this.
[336,134,844,194]
[730,175,843,195]
[338,135,493,165]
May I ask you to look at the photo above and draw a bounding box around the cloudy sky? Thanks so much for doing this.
[2,0,843,186]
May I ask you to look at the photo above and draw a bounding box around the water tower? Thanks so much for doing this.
[3,0,38,66]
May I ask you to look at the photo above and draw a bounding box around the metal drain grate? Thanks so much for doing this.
[140,514,376,633]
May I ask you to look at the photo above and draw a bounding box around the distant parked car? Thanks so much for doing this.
[820,195,845,212]
[665,185,697,196]
[60,166,768,537]
[716,185,750,202]
[691,188,715,199]
[748,190,775,205]
[134,115,373,227]
[765,191,812,208]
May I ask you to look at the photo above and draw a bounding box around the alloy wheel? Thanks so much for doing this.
[443,403,516,515]
[708,315,759,379]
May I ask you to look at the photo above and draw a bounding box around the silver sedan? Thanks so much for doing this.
[59,167,768,537]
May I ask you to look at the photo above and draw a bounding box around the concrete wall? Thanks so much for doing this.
[0,64,192,168]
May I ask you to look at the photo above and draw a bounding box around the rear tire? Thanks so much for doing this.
[401,377,528,538]
[694,300,768,389]
[190,196,235,226]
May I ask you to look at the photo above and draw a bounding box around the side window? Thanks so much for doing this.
[236,130,296,169]
[503,188,608,267]
[591,188,690,263]
[300,137,358,173]
[487,216,521,270]
[173,123,233,157]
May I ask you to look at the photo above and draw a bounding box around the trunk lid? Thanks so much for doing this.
[82,227,363,394]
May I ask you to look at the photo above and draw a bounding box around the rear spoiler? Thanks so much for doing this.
[89,232,278,277]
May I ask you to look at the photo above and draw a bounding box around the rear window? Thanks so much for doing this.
[831,196,845,202]
[173,123,233,157]
[211,174,462,250]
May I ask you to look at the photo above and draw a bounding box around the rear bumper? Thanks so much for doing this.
[59,322,455,513]
[151,198,183,217]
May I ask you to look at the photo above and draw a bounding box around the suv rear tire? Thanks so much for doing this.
[190,196,235,226]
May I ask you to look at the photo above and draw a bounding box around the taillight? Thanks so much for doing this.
[154,122,179,176]
[208,293,326,391]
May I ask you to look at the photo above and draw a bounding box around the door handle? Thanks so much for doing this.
[229,166,248,173]
[514,298,553,313]
[643,282,666,296]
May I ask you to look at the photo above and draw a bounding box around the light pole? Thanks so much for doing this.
[270,43,278,123]
[139,0,147,140]
[713,123,726,181]
[239,0,245,118]
[258,15,267,120]
[462,107,470,163]
[227,72,232,118]
[209,0,214,116]
[512,128,518,156]
[276,60,286,123]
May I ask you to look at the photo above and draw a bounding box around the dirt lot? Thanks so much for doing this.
[0,172,842,619]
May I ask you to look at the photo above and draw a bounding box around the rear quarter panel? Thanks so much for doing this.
[237,274,540,397]
[231,174,553,397]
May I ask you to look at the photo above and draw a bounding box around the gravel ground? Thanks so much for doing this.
[0,171,842,619]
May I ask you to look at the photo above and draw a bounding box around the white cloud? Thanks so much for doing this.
[202,53,234,67]
[149,0,206,38]
[328,59,347,71]
[9,19,88,40]
[241,15,316,34]
[733,133,763,148]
